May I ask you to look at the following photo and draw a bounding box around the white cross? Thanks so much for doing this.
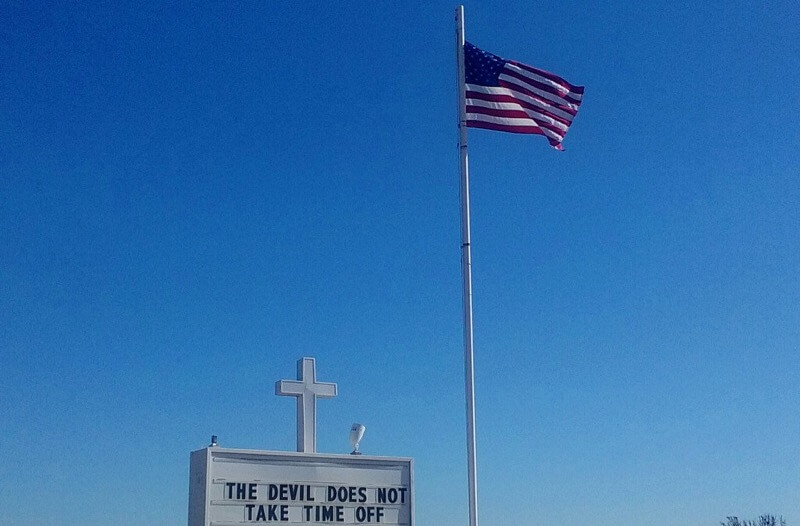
[275,357,338,453]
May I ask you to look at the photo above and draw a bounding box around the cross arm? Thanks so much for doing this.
[275,379,305,396]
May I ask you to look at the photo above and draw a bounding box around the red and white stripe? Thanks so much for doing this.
[466,61,584,150]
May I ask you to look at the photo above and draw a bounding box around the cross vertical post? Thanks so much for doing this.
[275,357,338,453]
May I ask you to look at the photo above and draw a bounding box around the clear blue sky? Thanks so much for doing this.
[2,1,799,525]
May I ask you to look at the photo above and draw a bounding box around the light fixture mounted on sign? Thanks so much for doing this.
[349,423,365,455]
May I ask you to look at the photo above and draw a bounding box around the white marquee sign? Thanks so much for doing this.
[188,448,413,525]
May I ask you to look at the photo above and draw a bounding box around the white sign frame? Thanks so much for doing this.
[188,448,414,526]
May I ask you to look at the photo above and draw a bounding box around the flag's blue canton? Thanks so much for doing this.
[464,41,506,86]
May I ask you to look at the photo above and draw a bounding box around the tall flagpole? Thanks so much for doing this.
[455,6,479,526]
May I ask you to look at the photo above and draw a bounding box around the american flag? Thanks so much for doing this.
[464,41,584,150]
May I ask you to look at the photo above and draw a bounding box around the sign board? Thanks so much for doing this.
[189,448,413,526]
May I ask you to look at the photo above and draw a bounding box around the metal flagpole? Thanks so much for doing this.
[455,6,479,526]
